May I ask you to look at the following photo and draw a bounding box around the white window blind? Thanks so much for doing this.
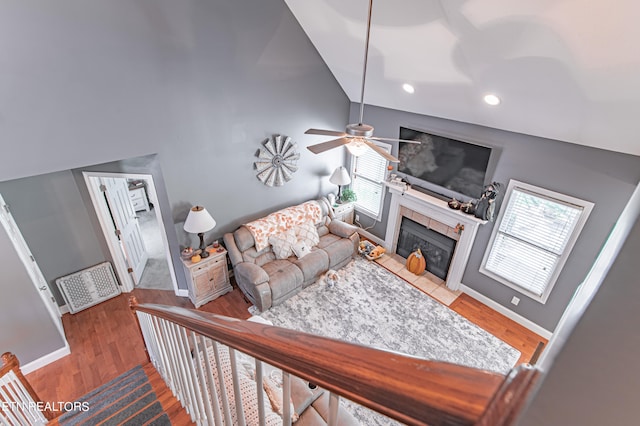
[351,142,390,219]
[480,180,593,303]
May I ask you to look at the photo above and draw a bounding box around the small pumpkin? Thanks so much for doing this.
[406,248,426,275]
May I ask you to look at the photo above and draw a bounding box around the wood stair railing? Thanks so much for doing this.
[1,352,54,425]
[130,299,540,426]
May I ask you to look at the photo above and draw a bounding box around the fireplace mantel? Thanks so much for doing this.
[384,185,487,291]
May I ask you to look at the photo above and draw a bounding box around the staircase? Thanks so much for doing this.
[1,354,192,426]
[3,298,541,425]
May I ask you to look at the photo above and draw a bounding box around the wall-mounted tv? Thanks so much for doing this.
[397,126,499,200]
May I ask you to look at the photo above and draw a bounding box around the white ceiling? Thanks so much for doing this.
[284,0,640,156]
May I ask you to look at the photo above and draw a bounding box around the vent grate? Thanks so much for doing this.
[56,262,121,313]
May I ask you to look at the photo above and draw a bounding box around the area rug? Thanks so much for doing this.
[58,365,170,425]
[257,256,521,425]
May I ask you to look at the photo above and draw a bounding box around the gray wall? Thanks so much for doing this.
[350,103,640,332]
[0,218,66,364]
[518,214,640,424]
[0,0,349,316]
[0,171,106,305]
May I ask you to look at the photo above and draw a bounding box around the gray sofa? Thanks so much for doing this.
[223,198,360,312]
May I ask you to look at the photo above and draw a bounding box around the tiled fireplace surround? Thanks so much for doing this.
[384,185,487,291]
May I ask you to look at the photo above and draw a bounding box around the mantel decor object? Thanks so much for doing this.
[254,134,300,187]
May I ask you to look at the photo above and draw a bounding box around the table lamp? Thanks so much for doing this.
[184,206,217,258]
[329,166,351,203]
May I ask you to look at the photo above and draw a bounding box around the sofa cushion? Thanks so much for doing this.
[242,247,276,266]
[316,217,330,237]
[262,260,303,302]
[320,237,355,269]
[317,233,341,250]
[234,226,256,252]
[292,249,329,286]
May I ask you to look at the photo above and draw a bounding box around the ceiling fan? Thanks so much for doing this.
[305,0,419,163]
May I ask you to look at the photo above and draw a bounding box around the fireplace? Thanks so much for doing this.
[384,184,487,290]
[397,217,457,280]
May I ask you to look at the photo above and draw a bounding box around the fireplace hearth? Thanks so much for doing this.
[384,184,487,290]
[397,217,457,280]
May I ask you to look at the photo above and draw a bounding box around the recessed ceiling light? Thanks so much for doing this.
[402,83,415,94]
[483,94,501,106]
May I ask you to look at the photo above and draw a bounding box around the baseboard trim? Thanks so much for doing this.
[59,304,70,315]
[460,284,554,340]
[176,289,189,298]
[22,343,71,374]
[357,229,385,246]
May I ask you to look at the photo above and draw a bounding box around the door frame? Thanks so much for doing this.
[83,171,180,294]
[0,193,66,338]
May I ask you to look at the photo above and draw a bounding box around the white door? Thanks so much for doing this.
[0,194,64,335]
[100,177,148,285]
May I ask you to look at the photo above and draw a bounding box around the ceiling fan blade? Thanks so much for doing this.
[305,128,348,137]
[307,137,351,154]
[369,136,421,144]
[362,139,400,163]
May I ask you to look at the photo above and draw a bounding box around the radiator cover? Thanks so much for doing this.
[56,262,121,313]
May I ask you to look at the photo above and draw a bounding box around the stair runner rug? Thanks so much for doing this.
[258,256,521,425]
[58,365,170,426]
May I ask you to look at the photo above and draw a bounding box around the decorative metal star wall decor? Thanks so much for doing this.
[254,134,299,187]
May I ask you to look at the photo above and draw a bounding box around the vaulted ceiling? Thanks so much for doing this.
[284,0,640,156]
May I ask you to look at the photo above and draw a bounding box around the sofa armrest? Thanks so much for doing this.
[234,262,272,311]
[328,219,359,238]
[235,262,269,286]
[223,232,243,266]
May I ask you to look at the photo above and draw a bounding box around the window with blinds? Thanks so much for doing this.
[480,180,594,303]
[350,142,391,219]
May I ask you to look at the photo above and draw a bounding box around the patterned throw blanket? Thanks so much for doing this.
[244,201,322,252]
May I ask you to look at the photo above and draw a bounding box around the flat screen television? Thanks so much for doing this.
[397,126,499,201]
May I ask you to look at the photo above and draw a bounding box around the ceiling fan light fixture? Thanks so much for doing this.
[302,0,405,164]
[402,83,415,94]
[346,123,374,138]
[483,94,501,106]
[346,139,369,156]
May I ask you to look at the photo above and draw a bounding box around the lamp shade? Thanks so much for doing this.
[329,166,351,186]
[184,206,217,234]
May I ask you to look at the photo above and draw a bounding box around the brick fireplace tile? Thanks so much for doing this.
[412,212,431,228]
[429,220,450,236]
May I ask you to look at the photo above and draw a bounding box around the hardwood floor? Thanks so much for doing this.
[449,294,547,365]
[25,277,545,422]
[26,287,251,423]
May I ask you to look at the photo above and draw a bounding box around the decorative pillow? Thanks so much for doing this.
[295,221,320,247]
[269,229,297,259]
[291,239,310,259]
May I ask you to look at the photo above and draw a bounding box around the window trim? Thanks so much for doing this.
[349,141,391,221]
[479,179,594,304]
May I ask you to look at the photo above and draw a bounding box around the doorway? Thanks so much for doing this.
[0,193,66,339]
[83,172,179,293]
